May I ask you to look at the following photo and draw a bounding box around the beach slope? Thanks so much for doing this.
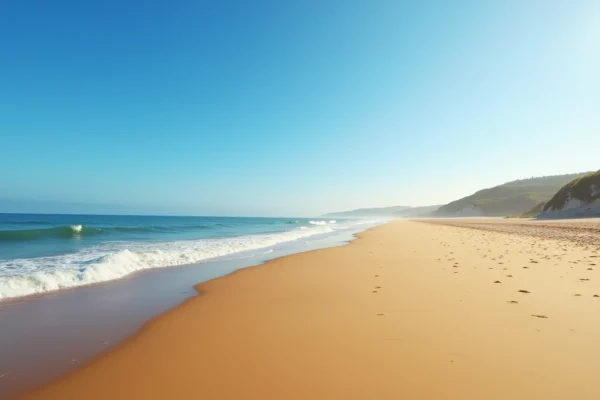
[22,220,600,399]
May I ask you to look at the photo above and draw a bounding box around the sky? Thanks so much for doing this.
[1,0,599,217]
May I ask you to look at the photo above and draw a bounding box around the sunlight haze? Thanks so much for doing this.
[1,0,598,216]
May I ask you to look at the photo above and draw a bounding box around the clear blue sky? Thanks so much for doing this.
[1,0,598,216]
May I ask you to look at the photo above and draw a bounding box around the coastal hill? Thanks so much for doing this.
[432,172,591,217]
[322,205,440,218]
[324,171,597,219]
[519,201,547,218]
[539,170,600,218]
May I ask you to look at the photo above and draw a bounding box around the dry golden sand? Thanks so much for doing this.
[21,219,600,399]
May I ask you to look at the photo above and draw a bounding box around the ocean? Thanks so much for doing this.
[0,214,376,300]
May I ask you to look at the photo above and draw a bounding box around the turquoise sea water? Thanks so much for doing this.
[0,214,374,299]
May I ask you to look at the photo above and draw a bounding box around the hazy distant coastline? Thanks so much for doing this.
[324,170,599,220]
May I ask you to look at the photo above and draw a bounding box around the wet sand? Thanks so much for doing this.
[20,219,600,399]
[0,228,361,399]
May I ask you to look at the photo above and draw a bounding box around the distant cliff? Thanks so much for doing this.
[322,171,598,220]
[539,170,600,218]
[432,172,590,217]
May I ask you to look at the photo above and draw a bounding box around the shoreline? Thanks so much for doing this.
[16,225,380,399]
[0,218,363,302]
[19,219,600,399]
[1,223,374,399]
[13,225,376,397]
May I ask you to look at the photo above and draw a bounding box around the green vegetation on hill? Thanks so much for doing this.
[543,170,600,212]
[433,172,591,217]
[323,172,597,219]
[518,201,546,218]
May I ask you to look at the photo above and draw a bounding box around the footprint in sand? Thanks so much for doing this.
[494,281,502,284]
[532,314,548,319]
[507,300,519,304]
[518,290,531,294]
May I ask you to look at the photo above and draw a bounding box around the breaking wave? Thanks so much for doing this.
[308,220,336,226]
[0,225,91,241]
[0,224,215,242]
[0,224,346,299]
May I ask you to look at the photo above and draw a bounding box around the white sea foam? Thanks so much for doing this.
[308,220,336,226]
[71,225,83,233]
[0,220,376,300]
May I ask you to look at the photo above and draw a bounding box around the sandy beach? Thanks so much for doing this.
[20,219,600,400]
